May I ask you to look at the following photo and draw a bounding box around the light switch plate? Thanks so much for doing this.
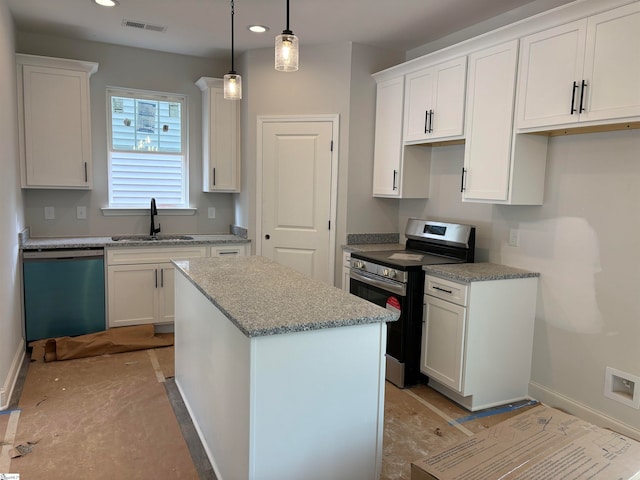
[208,207,216,219]
[44,206,55,220]
[508,228,519,247]
[77,206,87,219]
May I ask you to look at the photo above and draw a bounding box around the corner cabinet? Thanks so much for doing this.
[196,77,241,192]
[16,54,98,189]
[403,57,467,144]
[462,40,548,205]
[372,76,431,198]
[516,2,640,131]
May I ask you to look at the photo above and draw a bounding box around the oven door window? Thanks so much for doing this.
[350,277,406,362]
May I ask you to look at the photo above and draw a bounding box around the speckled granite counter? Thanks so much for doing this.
[21,234,250,250]
[342,243,404,253]
[423,262,539,283]
[173,255,396,337]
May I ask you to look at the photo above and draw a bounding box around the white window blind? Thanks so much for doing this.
[107,88,187,208]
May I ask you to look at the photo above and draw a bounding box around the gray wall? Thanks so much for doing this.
[16,32,235,237]
[0,0,25,408]
[237,42,403,283]
[398,129,640,433]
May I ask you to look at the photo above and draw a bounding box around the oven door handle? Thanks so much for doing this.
[350,269,406,296]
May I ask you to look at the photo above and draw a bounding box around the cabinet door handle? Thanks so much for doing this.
[460,167,467,192]
[570,81,579,114]
[392,169,398,190]
[579,80,587,113]
[160,268,164,288]
[213,167,216,186]
[155,268,158,288]
[424,110,428,134]
[428,109,434,133]
[84,162,88,182]
[433,285,453,294]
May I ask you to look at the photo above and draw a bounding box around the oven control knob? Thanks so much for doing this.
[353,260,364,269]
[383,269,397,278]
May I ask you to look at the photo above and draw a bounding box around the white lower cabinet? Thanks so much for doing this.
[106,246,207,327]
[421,274,538,411]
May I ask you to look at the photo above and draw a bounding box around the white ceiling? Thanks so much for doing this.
[6,0,575,59]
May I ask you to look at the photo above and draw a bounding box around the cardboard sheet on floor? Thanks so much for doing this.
[29,324,174,362]
[411,404,640,480]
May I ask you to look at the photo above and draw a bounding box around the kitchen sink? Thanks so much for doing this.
[111,234,194,242]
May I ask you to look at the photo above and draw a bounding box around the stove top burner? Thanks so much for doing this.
[351,249,465,271]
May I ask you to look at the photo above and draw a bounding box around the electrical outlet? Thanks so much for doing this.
[77,206,87,219]
[508,228,520,247]
[44,206,55,220]
[208,207,216,219]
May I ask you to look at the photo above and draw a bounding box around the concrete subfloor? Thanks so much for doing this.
[1,346,537,479]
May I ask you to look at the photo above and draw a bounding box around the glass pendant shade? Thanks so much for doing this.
[224,72,242,100]
[275,32,299,71]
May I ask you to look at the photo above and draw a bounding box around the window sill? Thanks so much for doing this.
[101,207,197,216]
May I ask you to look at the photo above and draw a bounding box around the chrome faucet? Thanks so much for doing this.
[150,198,161,237]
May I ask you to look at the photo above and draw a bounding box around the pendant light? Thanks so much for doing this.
[224,0,242,100]
[275,0,299,72]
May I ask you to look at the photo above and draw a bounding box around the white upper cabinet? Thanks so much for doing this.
[372,77,430,198]
[462,40,547,205]
[403,57,467,144]
[516,2,640,130]
[196,77,240,193]
[17,54,98,189]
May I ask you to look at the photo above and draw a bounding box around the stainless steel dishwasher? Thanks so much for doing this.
[22,248,106,342]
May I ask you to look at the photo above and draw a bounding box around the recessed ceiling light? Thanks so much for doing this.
[248,25,269,33]
[94,0,119,7]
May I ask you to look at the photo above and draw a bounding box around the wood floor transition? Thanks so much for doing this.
[1,345,537,479]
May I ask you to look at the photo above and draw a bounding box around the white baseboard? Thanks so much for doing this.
[529,381,640,441]
[0,338,25,410]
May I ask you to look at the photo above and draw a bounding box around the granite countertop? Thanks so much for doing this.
[21,234,250,250]
[343,243,404,253]
[423,262,540,283]
[173,255,398,338]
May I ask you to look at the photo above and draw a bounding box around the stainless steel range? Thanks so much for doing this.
[349,219,475,388]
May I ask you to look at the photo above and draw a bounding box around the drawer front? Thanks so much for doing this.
[425,275,469,306]
[107,246,207,265]
[209,244,248,257]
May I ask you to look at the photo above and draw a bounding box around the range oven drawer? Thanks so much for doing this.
[425,275,469,306]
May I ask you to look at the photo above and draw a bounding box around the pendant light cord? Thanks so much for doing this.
[230,0,236,73]
[284,0,292,34]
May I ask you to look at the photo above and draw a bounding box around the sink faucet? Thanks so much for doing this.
[150,198,161,237]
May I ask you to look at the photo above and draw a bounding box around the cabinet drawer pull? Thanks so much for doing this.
[433,285,453,294]
[570,81,578,114]
[428,109,434,133]
[579,80,587,113]
[213,167,216,186]
[424,110,428,134]
[84,162,88,182]
[460,167,467,192]
[393,169,398,190]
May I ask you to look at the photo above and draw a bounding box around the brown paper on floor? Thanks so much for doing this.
[29,325,174,362]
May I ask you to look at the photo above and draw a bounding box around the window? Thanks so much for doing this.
[107,87,187,208]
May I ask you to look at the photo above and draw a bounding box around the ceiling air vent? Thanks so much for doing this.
[122,19,167,33]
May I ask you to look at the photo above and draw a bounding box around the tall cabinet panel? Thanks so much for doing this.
[462,40,547,205]
[196,77,241,192]
[17,54,98,189]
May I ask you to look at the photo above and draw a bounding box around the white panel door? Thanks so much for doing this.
[261,121,333,283]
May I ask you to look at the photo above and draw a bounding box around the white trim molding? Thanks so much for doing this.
[1,338,25,410]
[529,381,640,442]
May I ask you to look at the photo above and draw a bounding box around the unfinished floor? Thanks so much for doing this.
[1,346,536,479]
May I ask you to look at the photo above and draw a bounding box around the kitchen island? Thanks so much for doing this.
[172,256,397,480]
